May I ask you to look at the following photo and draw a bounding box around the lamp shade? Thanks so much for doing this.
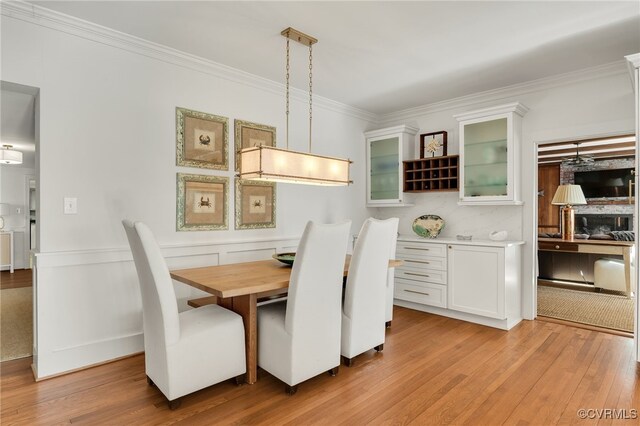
[0,146,23,165]
[551,184,587,205]
[238,145,352,186]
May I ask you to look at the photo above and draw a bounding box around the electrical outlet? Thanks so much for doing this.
[15,207,21,214]
[64,197,78,214]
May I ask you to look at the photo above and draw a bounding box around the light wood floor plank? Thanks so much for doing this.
[1,307,637,425]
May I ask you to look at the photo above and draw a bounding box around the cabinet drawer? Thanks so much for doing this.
[539,241,579,252]
[395,268,446,285]
[397,255,446,271]
[396,242,446,258]
[394,281,447,308]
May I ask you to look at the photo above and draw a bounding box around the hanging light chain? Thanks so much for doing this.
[285,37,290,150]
[308,43,313,152]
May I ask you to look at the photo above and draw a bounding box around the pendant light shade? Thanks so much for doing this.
[239,145,351,186]
[0,145,23,165]
[238,27,352,186]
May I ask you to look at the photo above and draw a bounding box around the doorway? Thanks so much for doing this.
[535,135,636,335]
[0,81,39,362]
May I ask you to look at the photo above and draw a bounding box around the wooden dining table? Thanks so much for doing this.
[170,255,403,384]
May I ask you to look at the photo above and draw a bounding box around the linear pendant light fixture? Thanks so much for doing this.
[238,27,352,186]
[0,144,23,165]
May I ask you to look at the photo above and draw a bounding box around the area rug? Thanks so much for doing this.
[537,285,634,333]
[0,287,33,361]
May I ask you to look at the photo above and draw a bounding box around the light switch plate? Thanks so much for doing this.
[64,197,77,214]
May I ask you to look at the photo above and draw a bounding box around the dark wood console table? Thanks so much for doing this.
[538,238,634,295]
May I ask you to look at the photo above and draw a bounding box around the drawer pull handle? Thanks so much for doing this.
[555,245,560,249]
[405,247,430,251]
[405,260,430,264]
[405,272,430,278]
[405,289,430,296]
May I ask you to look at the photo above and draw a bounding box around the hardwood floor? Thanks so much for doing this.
[0,269,32,290]
[1,307,638,425]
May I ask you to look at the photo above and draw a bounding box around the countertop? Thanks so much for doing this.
[398,235,525,247]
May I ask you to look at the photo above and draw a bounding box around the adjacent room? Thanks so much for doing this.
[536,136,637,335]
[1,1,639,425]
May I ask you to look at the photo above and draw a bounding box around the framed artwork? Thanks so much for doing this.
[177,173,228,231]
[419,131,448,158]
[234,119,276,171]
[176,107,229,170]
[235,178,276,230]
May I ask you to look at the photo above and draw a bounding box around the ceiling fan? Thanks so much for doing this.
[562,142,594,165]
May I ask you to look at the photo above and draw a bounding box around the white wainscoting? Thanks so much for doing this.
[33,236,300,379]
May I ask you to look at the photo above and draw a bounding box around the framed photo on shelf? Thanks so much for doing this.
[419,131,448,158]
[235,178,276,230]
[176,107,229,170]
[234,119,276,171]
[177,173,228,231]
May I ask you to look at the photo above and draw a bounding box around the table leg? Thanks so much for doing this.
[623,247,632,297]
[223,294,258,384]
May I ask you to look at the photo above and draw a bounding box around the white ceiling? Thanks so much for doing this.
[28,1,640,114]
[1,86,36,168]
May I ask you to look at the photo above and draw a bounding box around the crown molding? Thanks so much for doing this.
[378,60,629,125]
[364,124,418,138]
[453,102,529,121]
[0,1,378,123]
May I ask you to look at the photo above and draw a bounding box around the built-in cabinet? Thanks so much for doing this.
[454,102,528,205]
[0,231,14,273]
[365,125,418,207]
[393,236,524,330]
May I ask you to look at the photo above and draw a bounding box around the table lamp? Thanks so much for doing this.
[551,184,587,240]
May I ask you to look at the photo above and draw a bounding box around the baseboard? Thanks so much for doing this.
[394,299,524,331]
[34,351,144,382]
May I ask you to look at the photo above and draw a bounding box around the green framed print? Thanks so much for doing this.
[235,178,276,230]
[177,173,228,231]
[234,119,276,171]
[176,107,229,170]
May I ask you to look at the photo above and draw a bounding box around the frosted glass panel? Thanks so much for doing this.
[370,137,399,200]
[463,118,508,197]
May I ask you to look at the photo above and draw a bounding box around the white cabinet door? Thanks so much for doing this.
[447,244,505,319]
[364,125,418,207]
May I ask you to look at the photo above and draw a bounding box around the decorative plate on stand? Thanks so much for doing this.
[412,215,445,239]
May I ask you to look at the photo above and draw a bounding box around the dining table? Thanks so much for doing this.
[170,255,403,384]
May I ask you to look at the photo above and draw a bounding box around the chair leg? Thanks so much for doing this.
[233,374,245,386]
[375,344,384,352]
[168,398,182,410]
[385,321,392,328]
[146,375,155,387]
[285,384,298,395]
[342,356,354,367]
[328,366,339,376]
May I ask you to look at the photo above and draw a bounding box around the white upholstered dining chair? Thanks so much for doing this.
[122,220,246,409]
[257,220,351,395]
[385,222,399,327]
[341,218,398,366]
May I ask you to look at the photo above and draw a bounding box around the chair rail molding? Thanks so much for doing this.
[32,235,300,379]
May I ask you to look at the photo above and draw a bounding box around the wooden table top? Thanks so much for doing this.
[170,255,403,299]
[538,237,634,247]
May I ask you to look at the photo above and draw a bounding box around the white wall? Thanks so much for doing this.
[1,6,374,377]
[0,165,34,268]
[374,66,636,321]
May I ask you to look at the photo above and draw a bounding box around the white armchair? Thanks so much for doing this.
[341,218,398,366]
[257,221,351,395]
[122,220,246,409]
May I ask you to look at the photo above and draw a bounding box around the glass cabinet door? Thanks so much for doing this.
[463,118,508,198]
[369,136,399,201]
